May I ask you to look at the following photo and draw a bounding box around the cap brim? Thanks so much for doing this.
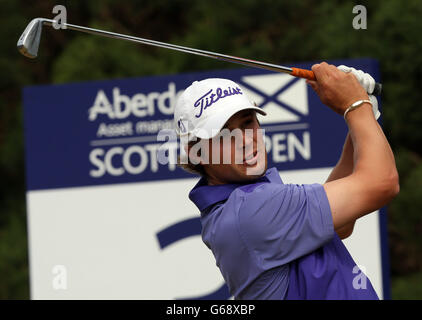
[192,105,266,140]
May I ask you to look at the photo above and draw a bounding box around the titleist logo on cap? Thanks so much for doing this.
[194,86,242,118]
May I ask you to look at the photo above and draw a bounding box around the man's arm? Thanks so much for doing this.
[309,62,399,231]
[326,133,355,239]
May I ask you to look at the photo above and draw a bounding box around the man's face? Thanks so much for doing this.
[199,110,268,185]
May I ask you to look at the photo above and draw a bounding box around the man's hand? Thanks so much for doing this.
[337,65,380,120]
[306,62,369,115]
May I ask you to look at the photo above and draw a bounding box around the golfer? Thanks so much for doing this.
[174,62,399,299]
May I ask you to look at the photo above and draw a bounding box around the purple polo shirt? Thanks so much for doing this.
[189,167,379,300]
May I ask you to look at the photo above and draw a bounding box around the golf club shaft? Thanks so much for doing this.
[42,19,294,74]
[34,19,382,95]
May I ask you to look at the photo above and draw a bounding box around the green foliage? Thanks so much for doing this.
[391,271,422,300]
[0,209,29,299]
[0,0,421,299]
[389,153,422,275]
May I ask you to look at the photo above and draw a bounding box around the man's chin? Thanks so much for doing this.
[244,155,267,178]
[242,163,267,181]
[245,170,266,180]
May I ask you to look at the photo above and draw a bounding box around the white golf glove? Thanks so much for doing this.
[337,65,380,120]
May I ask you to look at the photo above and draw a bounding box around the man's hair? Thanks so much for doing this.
[177,139,207,177]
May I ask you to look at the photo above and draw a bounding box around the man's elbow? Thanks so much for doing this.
[337,223,355,240]
[380,171,400,203]
[391,173,400,198]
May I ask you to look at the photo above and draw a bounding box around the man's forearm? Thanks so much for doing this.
[313,62,399,231]
[326,133,353,183]
[326,133,356,239]
[348,104,399,204]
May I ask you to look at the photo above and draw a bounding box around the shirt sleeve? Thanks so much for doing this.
[235,182,334,270]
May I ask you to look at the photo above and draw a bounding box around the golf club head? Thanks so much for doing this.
[17,18,45,58]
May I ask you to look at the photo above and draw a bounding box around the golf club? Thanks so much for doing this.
[17,18,382,95]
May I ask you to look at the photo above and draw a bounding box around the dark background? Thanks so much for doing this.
[1,0,421,299]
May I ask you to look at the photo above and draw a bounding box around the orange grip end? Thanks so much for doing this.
[291,68,316,81]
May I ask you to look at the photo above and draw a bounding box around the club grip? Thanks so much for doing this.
[290,67,316,81]
[290,67,382,96]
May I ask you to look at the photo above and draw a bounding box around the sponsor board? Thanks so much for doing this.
[24,58,389,299]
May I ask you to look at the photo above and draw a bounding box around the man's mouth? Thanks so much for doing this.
[244,150,258,165]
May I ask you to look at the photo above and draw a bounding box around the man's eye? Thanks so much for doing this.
[243,119,253,127]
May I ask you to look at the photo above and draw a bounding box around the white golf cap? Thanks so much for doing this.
[174,78,266,141]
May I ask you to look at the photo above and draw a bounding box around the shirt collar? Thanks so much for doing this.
[189,167,281,212]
